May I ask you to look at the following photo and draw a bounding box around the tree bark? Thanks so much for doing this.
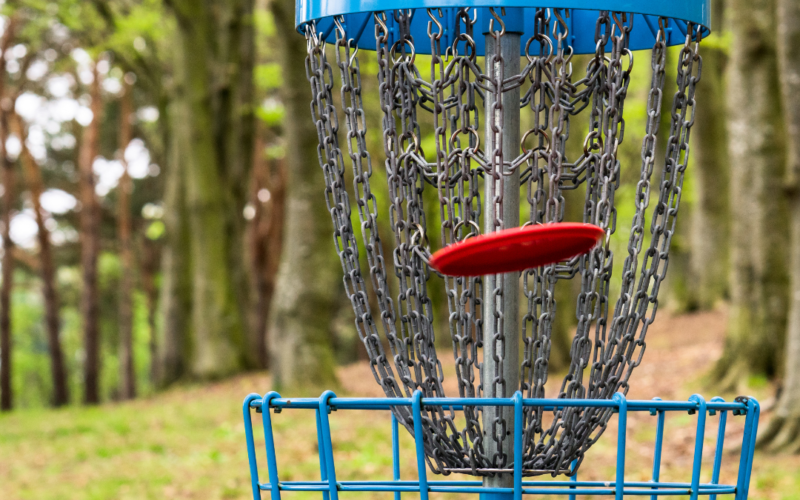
[162,0,256,379]
[250,127,286,369]
[0,112,13,412]
[118,79,136,399]
[0,17,16,412]
[267,0,339,390]
[689,0,730,310]
[141,236,160,384]
[158,90,192,386]
[757,0,800,453]
[78,62,102,405]
[11,112,69,407]
[713,0,788,390]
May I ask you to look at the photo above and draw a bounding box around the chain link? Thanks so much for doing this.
[304,10,702,476]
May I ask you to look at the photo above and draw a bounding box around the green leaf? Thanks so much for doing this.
[145,220,165,240]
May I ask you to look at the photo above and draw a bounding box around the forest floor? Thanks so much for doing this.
[1,308,799,500]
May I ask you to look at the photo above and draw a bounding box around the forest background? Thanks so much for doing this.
[1,0,800,497]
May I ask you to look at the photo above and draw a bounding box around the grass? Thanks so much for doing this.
[2,310,800,499]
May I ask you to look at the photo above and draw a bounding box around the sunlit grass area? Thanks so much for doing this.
[2,310,800,500]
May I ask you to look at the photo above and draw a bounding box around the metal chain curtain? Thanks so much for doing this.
[304,8,702,476]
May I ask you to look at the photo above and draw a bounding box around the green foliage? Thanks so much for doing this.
[256,98,285,127]
[145,219,165,240]
[8,257,156,408]
[255,63,283,91]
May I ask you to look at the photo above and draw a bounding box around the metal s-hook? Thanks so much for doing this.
[488,7,506,37]
[374,12,390,45]
[657,17,669,43]
[612,12,629,34]
[552,9,569,41]
[334,16,346,40]
[427,8,443,40]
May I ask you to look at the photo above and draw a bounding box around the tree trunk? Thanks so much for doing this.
[250,127,286,369]
[713,0,787,390]
[267,0,339,391]
[158,92,192,386]
[757,0,800,453]
[0,16,16,412]
[141,237,160,384]
[0,111,13,412]
[118,79,136,399]
[11,112,69,406]
[163,0,256,379]
[689,0,730,310]
[79,63,102,405]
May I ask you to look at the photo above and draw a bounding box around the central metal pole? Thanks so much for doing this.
[482,28,521,499]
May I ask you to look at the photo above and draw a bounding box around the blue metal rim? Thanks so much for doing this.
[243,392,759,500]
[295,0,711,55]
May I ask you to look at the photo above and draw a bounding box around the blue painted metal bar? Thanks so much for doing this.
[411,391,430,500]
[315,408,330,500]
[735,399,756,500]
[613,393,628,500]
[263,480,735,491]
[262,479,734,489]
[740,400,760,500]
[689,395,708,500]
[261,392,283,500]
[243,394,262,500]
[513,391,523,500]
[260,480,735,488]
[252,396,749,412]
[709,397,728,500]
[317,391,340,500]
[568,460,578,500]
[265,483,737,496]
[650,397,666,500]
[392,411,401,500]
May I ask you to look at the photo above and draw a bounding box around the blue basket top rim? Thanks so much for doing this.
[295,1,711,55]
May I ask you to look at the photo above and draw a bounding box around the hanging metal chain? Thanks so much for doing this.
[303,9,703,477]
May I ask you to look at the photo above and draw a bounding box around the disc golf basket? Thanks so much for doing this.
[243,1,760,499]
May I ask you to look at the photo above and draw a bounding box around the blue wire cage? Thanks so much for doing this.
[242,392,760,500]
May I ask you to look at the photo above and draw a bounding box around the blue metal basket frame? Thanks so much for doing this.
[295,1,712,55]
[242,391,760,500]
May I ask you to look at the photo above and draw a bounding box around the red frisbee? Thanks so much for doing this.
[429,223,604,277]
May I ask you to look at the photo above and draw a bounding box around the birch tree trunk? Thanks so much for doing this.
[79,63,102,404]
[11,112,69,406]
[268,0,339,390]
[757,0,800,453]
[118,79,136,399]
[713,0,788,390]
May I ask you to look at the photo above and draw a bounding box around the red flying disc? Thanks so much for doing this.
[429,223,604,277]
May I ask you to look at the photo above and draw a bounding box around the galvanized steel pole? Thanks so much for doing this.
[483,25,521,498]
